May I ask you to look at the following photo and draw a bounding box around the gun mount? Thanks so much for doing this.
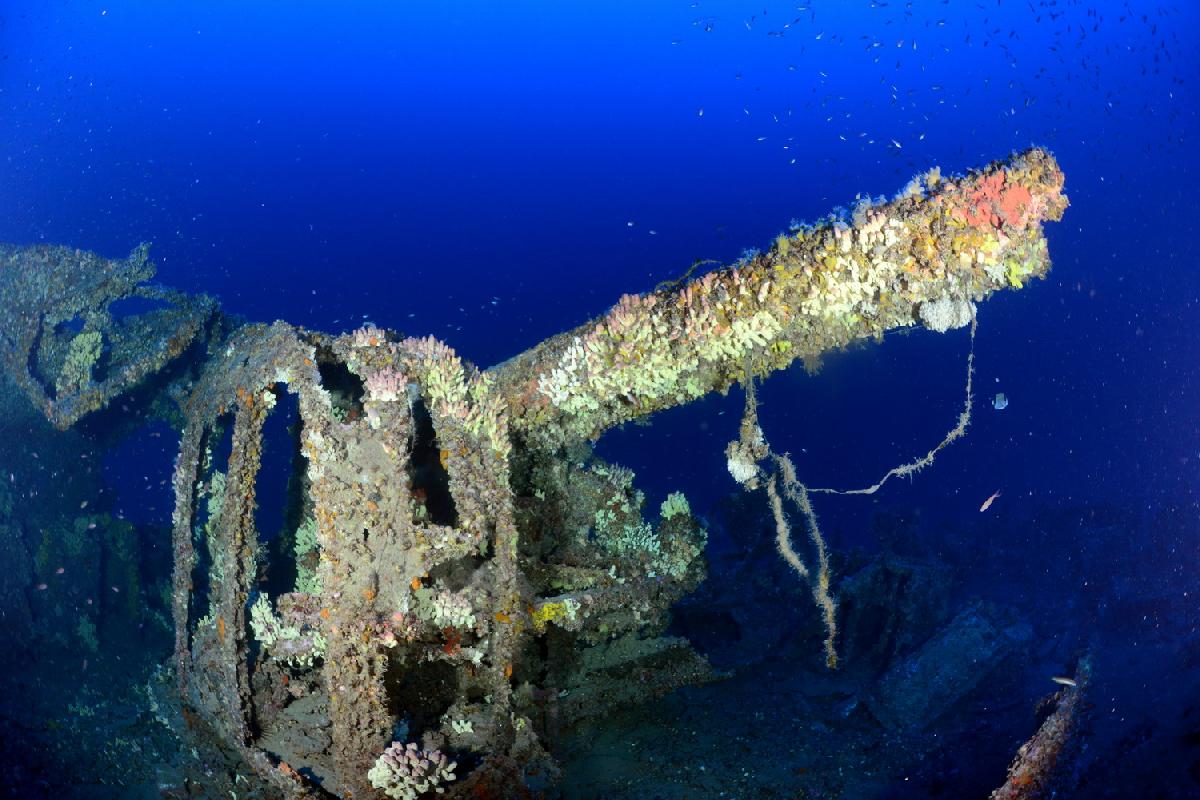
[1,148,1066,798]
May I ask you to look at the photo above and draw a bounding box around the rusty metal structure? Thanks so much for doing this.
[165,321,714,796]
[0,242,216,430]
[1,148,1067,798]
[989,656,1091,799]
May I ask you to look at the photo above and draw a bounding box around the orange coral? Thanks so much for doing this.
[952,171,1035,230]
[998,183,1033,227]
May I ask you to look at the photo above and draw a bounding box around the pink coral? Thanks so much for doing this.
[373,611,420,648]
[365,368,407,402]
[351,324,388,348]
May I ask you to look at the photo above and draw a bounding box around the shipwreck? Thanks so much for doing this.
[0,147,1071,798]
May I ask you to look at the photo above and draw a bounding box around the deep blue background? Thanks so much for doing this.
[1,1,1197,556]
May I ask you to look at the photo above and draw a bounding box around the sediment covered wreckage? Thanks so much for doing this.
[1,148,1070,798]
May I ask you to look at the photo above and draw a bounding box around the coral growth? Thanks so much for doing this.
[364,367,408,403]
[249,593,327,668]
[55,331,102,397]
[367,741,456,799]
[950,170,1036,230]
[495,148,1066,452]
[0,242,216,429]
[919,296,975,333]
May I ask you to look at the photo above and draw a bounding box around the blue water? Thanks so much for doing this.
[1,2,1198,798]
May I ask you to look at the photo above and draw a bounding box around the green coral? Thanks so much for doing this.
[602,516,659,562]
[414,586,477,630]
[423,349,468,410]
[462,372,511,460]
[695,310,782,363]
[592,475,702,580]
[55,330,103,396]
[995,235,1049,289]
[659,491,690,521]
[1005,256,1034,288]
[410,339,511,459]
[249,595,282,646]
[199,471,227,588]
[249,595,326,668]
[293,516,322,594]
[204,471,226,519]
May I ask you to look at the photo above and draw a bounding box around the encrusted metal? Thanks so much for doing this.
[0,242,215,429]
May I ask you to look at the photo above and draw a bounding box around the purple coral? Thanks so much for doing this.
[367,741,456,799]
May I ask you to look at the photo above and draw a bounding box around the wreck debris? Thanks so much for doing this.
[990,656,1091,799]
[867,601,1033,730]
[835,554,953,674]
[0,242,216,429]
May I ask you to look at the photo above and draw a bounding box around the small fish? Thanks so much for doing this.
[993,392,1008,410]
[36,583,48,591]
[1051,676,1077,687]
[979,490,1001,512]
[55,567,65,574]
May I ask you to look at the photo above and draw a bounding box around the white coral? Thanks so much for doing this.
[919,297,974,333]
[726,424,765,486]
[727,454,759,485]
[415,587,477,630]
[537,336,588,406]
